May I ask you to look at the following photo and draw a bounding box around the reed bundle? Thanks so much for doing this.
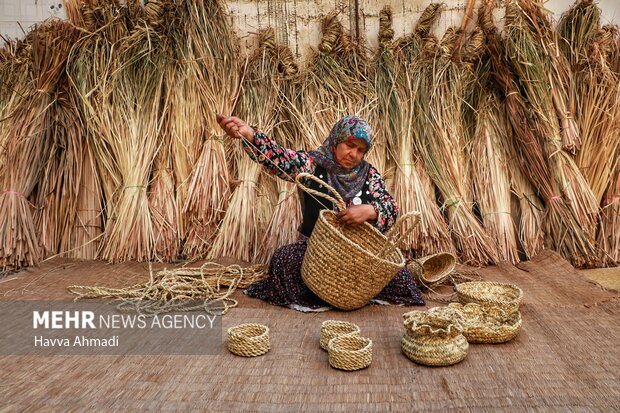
[483,0,597,267]
[209,28,283,262]
[597,149,619,266]
[182,0,240,259]
[66,0,132,262]
[300,12,373,159]
[255,44,303,264]
[385,4,453,256]
[559,3,620,204]
[410,28,499,265]
[97,18,167,262]
[68,262,268,315]
[0,21,79,271]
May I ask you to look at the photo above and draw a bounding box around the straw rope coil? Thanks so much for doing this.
[327,334,373,371]
[68,262,267,316]
[401,311,468,367]
[227,323,270,357]
[320,320,361,351]
[455,281,523,316]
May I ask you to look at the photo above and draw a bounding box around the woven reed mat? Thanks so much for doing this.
[1,256,619,412]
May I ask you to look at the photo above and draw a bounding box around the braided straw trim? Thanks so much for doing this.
[227,323,270,357]
[328,334,373,371]
[320,320,361,350]
[455,281,523,317]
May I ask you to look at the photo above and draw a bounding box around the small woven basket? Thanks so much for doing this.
[297,173,421,310]
[447,303,522,344]
[455,281,523,317]
[227,323,270,357]
[408,252,457,286]
[401,311,468,367]
[320,320,361,351]
[327,334,373,371]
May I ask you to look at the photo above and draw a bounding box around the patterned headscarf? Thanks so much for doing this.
[308,115,373,200]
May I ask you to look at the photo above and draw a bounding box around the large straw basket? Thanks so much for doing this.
[328,334,373,371]
[320,320,361,351]
[446,303,522,344]
[455,281,523,317]
[408,252,457,286]
[401,311,468,367]
[227,323,270,357]
[296,173,421,310]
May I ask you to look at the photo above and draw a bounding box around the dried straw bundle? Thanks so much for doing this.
[484,0,597,267]
[387,4,453,256]
[597,150,619,266]
[209,29,283,262]
[562,16,620,203]
[255,45,303,264]
[410,29,499,265]
[300,12,373,158]
[182,0,240,259]
[0,20,79,271]
[98,19,167,262]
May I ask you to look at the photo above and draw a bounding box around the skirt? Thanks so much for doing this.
[245,236,425,312]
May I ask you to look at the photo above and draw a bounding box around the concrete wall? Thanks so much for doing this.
[1,0,619,60]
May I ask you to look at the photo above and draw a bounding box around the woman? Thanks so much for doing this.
[216,113,424,312]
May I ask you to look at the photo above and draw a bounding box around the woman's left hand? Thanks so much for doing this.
[337,205,378,225]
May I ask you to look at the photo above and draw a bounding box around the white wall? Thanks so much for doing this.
[1,0,618,60]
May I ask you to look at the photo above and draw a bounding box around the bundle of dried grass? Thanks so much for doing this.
[483,0,597,267]
[208,28,283,262]
[385,4,453,256]
[597,149,619,266]
[300,12,373,159]
[410,28,499,266]
[97,16,167,262]
[66,0,132,261]
[255,45,303,264]
[0,20,77,271]
[182,0,240,259]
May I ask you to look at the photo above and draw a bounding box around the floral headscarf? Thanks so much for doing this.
[308,115,372,200]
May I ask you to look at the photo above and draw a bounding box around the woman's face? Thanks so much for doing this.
[333,138,368,169]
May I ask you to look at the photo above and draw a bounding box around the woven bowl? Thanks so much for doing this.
[227,323,270,357]
[455,281,523,317]
[408,252,457,286]
[447,303,522,344]
[328,334,373,371]
[320,320,361,351]
[401,311,468,367]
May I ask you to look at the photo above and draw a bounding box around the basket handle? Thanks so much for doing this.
[384,211,422,246]
[295,172,346,212]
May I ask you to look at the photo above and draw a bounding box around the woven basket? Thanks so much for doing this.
[327,334,373,371]
[446,303,522,343]
[455,281,523,317]
[320,320,361,351]
[227,323,270,357]
[296,173,421,310]
[408,252,457,286]
[401,311,468,367]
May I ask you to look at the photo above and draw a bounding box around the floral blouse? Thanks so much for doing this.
[242,130,399,233]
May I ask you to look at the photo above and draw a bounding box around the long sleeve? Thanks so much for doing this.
[241,129,316,182]
[366,166,399,233]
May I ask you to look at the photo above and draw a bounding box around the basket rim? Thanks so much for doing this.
[403,311,463,337]
[447,302,522,330]
[317,210,405,267]
[327,334,372,353]
[454,281,523,304]
[227,323,269,339]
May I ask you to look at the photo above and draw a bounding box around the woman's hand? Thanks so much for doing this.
[337,204,377,225]
[216,114,255,141]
